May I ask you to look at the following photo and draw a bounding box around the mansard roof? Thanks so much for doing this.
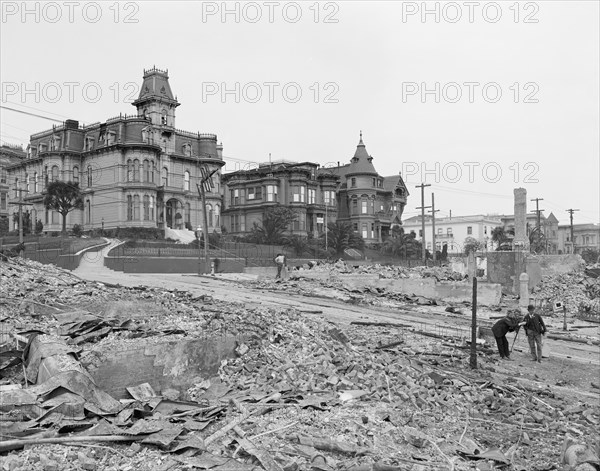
[133,66,180,107]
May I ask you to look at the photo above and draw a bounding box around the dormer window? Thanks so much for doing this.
[141,127,154,144]
[85,136,95,151]
[39,143,47,153]
[50,135,60,151]
[106,131,117,145]
[351,177,356,187]
[182,143,192,156]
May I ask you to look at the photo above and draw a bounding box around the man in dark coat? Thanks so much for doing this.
[522,304,547,363]
[492,311,522,360]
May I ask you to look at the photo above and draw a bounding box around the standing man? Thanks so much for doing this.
[491,310,522,361]
[522,304,547,363]
[274,253,286,280]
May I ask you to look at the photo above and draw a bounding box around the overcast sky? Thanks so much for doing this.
[1,1,598,225]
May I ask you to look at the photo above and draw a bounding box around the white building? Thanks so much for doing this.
[402,214,502,254]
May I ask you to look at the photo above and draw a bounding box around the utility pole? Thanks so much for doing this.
[530,198,544,230]
[566,208,580,254]
[530,198,544,252]
[415,183,431,263]
[197,165,219,274]
[428,193,440,262]
[8,186,30,257]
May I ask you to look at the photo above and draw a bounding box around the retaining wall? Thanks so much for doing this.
[288,271,502,305]
[20,241,110,271]
[105,256,245,273]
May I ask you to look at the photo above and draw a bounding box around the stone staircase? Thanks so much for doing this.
[165,228,196,244]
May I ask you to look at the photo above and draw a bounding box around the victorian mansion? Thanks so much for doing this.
[5,67,224,233]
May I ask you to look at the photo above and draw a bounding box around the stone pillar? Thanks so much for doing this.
[519,272,530,310]
[513,188,529,251]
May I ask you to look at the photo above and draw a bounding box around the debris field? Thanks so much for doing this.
[1,257,599,471]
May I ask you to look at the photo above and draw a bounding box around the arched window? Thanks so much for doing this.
[51,165,59,182]
[51,210,58,225]
[184,171,190,191]
[185,203,191,225]
[143,160,150,182]
[134,195,140,220]
[162,167,168,187]
[86,199,91,224]
[73,166,79,184]
[207,204,213,228]
[215,204,220,229]
[150,196,155,221]
[127,160,133,182]
[143,195,150,220]
[44,166,49,188]
[161,109,168,125]
[127,195,133,221]
[151,161,155,183]
[33,172,38,193]
[25,173,29,193]
[87,166,93,187]
[133,159,140,182]
[14,178,19,197]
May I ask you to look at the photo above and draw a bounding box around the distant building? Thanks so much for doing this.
[402,214,502,254]
[558,223,600,254]
[6,68,224,234]
[500,212,559,254]
[221,134,409,243]
[221,160,339,237]
[0,144,26,228]
[329,134,409,243]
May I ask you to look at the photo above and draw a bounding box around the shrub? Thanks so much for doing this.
[35,220,44,234]
[72,224,83,237]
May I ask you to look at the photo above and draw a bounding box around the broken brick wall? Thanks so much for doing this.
[81,336,241,399]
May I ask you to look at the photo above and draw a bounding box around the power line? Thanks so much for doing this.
[0,105,64,123]
[415,183,431,262]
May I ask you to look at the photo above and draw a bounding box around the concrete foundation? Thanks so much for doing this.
[244,266,289,280]
[81,336,240,400]
[488,253,583,295]
[288,271,502,305]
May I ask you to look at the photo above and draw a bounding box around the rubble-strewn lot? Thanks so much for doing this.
[532,269,600,317]
[1,258,599,471]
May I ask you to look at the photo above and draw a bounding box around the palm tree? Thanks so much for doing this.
[381,228,422,258]
[491,226,514,251]
[283,235,309,256]
[325,221,364,256]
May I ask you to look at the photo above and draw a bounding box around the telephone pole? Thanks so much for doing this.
[530,198,544,252]
[530,198,544,230]
[566,208,580,253]
[428,193,440,262]
[415,183,431,263]
[197,165,219,274]
[8,187,30,257]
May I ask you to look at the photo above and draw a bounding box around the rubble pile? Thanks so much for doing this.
[291,262,466,282]
[1,258,599,470]
[532,270,600,315]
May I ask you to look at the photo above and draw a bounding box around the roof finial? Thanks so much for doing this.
[360,130,362,140]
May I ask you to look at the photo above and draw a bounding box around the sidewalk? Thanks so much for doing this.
[73,238,123,281]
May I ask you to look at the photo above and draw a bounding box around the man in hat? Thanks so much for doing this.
[491,310,522,361]
[521,304,547,363]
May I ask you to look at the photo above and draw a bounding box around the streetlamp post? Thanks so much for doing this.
[325,198,328,252]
